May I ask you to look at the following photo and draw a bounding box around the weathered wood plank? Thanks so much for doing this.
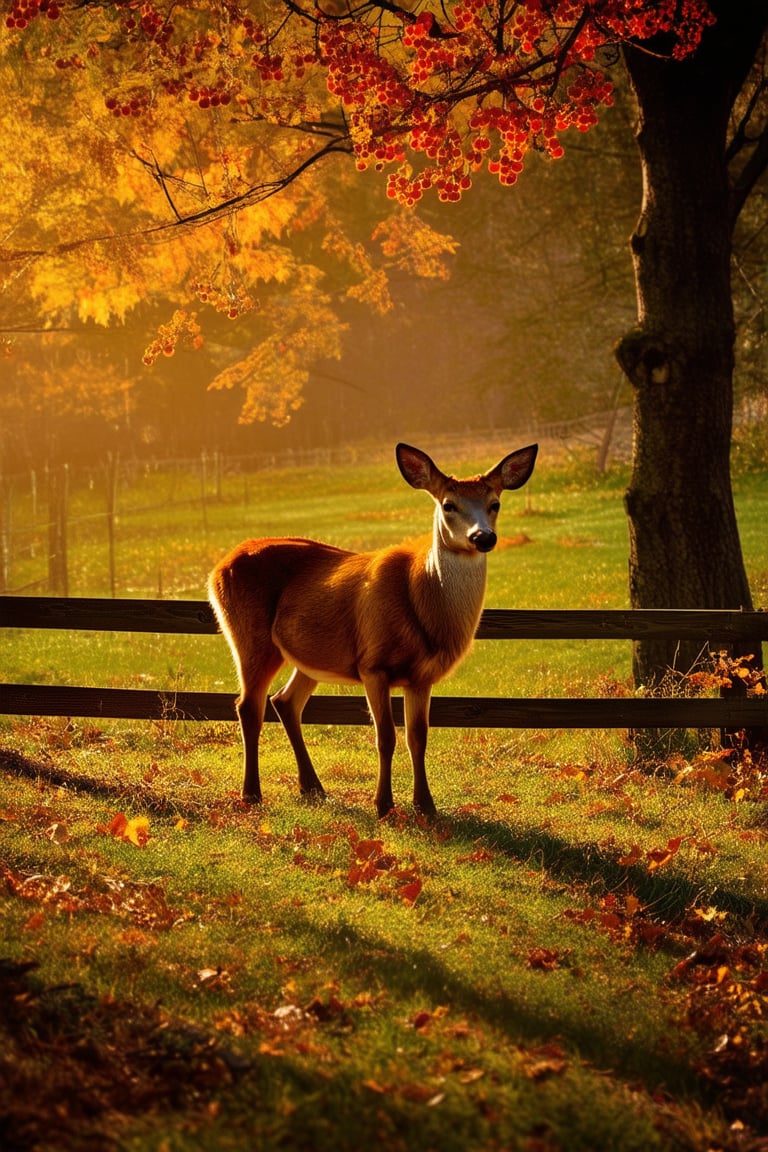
[476,607,768,641]
[0,596,217,634]
[1,684,766,729]
[3,596,768,640]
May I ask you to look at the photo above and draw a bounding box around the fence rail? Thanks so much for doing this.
[2,597,768,732]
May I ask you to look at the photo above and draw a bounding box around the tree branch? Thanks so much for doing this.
[729,120,768,227]
[0,136,352,263]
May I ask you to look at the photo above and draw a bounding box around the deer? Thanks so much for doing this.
[208,441,538,818]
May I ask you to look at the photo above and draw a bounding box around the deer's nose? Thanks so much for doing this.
[469,529,497,553]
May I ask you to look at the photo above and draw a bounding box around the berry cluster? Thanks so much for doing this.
[6,0,715,211]
[121,3,174,50]
[314,1,646,203]
[250,50,285,83]
[187,83,233,109]
[53,53,85,70]
[142,310,203,366]
[320,22,412,113]
[191,278,256,319]
[5,0,60,29]
[105,88,152,118]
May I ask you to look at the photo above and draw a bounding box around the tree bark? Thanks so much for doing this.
[617,3,768,691]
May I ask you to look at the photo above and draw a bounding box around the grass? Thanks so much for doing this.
[1,448,768,1150]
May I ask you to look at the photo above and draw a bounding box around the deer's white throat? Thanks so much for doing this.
[426,517,488,622]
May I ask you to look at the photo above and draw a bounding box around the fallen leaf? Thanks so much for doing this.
[101,812,151,848]
[647,836,684,871]
[398,878,423,904]
[543,791,566,805]
[527,947,562,971]
[617,844,642,867]
[625,894,641,917]
[456,848,495,865]
[46,822,69,844]
[362,1078,388,1094]
[521,1043,568,1080]
[355,838,385,861]
[123,816,151,847]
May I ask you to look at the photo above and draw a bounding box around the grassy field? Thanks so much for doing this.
[1,448,767,1151]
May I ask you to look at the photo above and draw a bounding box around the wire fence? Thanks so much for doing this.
[0,412,632,597]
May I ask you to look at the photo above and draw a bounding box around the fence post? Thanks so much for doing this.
[200,450,209,532]
[106,451,119,598]
[47,464,69,596]
[214,450,223,501]
[30,470,38,558]
[0,472,10,593]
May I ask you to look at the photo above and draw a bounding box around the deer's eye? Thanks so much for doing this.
[489,501,501,515]
[443,500,457,514]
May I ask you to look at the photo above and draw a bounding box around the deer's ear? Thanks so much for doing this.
[485,444,538,491]
[396,444,446,493]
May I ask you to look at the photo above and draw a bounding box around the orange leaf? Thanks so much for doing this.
[647,835,684,871]
[102,811,151,847]
[624,894,641,917]
[561,907,596,925]
[599,911,622,931]
[526,947,561,971]
[355,838,384,861]
[398,878,422,904]
[544,791,566,805]
[362,1079,388,1095]
[105,812,129,838]
[617,844,642,867]
[456,848,495,865]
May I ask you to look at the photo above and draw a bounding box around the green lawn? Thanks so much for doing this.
[1,450,767,1151]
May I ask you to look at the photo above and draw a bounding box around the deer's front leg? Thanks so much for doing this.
[404,683,436,816]
[363,673,397,817]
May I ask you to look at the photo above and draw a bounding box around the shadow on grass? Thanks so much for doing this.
[4,745,760,1148]
[4,743,765,927]
[442,810,768,927]
[269,897,696,1100]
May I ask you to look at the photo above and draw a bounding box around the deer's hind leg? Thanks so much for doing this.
[233,640,285,804]
[271,668,325,798]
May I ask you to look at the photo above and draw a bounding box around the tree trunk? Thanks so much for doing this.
[617,5,768,692]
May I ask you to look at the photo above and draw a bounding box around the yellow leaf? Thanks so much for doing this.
[625,894,641,917]
[124,816,151,847]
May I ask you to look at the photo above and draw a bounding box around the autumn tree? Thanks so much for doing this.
[0,9,457,450]
[3,0,768,690]
[615,3,768,686]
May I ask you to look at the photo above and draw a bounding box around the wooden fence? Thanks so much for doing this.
[2,597,768,734]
